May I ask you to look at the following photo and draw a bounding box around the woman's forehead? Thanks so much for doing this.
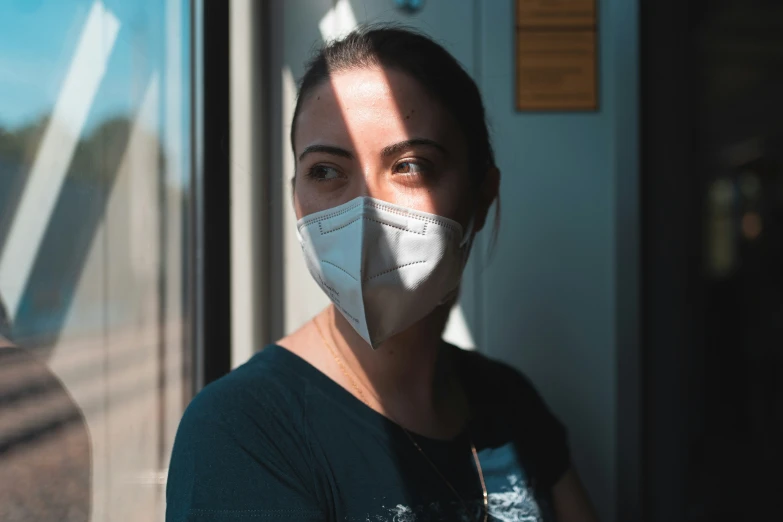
[293,67,455,152]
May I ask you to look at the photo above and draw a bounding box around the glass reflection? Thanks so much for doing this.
[0,1,191,520]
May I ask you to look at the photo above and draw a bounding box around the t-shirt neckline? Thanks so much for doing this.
[259,343,478,449]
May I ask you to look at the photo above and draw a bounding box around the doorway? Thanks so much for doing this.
[643,0,783,520]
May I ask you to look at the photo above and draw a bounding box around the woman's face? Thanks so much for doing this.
[292,66,475,228]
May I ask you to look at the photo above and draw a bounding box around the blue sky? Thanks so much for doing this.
[0,0,178,133]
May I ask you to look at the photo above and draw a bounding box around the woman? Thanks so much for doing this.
[167,27,598,522]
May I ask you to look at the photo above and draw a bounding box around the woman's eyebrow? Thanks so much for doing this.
[380,138,449,158]
[299,144,354,161]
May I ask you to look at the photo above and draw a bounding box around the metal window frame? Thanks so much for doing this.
[189,0,232,393]
[229,0,271,369]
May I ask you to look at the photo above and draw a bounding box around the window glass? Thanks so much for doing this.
[0,1,192,520]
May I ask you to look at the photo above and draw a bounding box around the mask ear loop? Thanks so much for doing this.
[459,216,475,249]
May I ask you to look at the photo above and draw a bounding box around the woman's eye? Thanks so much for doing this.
[393,161,428,176]
[307,165,342,182]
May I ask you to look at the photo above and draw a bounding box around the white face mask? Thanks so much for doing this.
[297,196,473,348]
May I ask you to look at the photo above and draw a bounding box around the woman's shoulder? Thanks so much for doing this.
[179,345,310,433]
[167,346,323,518]
[453,344,568,441]
[454,345,572,488]
[453,345,547,402]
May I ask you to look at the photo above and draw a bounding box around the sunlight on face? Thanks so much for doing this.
[292,66,472,226]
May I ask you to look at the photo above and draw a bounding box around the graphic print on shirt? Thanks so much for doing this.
[371,472,544,522]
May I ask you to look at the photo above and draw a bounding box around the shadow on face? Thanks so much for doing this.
[292,65,476,229]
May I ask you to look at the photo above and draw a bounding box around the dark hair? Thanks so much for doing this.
[290,25,496,184]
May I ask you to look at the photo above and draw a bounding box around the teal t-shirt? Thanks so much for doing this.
[166,344,569,521]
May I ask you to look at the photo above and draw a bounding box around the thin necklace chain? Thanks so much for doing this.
[313,311,489,522]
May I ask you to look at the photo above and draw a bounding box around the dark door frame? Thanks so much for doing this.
[640,0,700,520]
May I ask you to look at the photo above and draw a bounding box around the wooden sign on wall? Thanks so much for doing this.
[516,0,598,111]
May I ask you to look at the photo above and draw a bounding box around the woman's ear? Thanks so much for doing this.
[473,166,500,232]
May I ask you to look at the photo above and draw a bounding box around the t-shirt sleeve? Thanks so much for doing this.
[494,361,572,490]
[525,379,571,489]
[165,379,326,522]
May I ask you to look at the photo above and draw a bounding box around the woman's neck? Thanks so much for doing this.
[323,304,469,438]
